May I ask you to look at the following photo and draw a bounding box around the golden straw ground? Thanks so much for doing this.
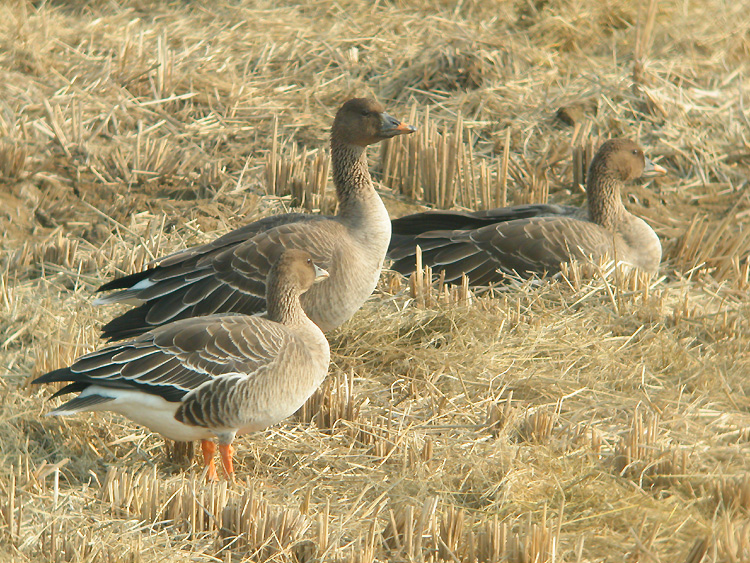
[1,0,749,561]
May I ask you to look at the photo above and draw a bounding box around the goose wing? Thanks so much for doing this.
[463,216,616,278]
[98,218,342,340]
[96,213,312,294]
[159,213,314,269]
[390,216,616,285]
[34,315,290,404]
[389,204,579,237]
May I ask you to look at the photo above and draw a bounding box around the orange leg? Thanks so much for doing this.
[219,443,236,484]
[201,440,218,481]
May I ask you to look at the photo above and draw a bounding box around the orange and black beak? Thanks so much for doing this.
[379,112,417,138]
[642,157,667,178]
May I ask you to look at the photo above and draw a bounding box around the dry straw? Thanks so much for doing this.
[408,246,474,308]
[381,497,560,563]
[294,369,361,431]
[1,0,749,561]
[613,406,689,490]
[264,116,334,214]
[379,104,517,210]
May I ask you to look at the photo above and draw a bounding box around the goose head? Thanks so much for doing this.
[272,249,329,297]
[332,98,416,147]
[592,138,667,182]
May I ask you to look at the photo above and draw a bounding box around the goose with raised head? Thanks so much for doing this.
[387,139,666,284]
[96,98,416,340]
[34,249,330,481]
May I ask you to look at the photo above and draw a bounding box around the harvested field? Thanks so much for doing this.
[1,0,749,561]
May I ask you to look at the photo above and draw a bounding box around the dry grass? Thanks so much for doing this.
[1,0,749,561]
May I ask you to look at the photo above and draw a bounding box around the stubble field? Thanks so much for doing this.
[1,0,749,561]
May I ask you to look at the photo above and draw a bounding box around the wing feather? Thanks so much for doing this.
[389,215,618,285]
[35,316,292,404]
[145,289,193,325]
[390,204,580,238]
[99,217,340,340]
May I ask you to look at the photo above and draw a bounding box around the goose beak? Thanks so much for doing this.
[379,112,417,138]
[313,265,329,283]
[642,157,667,178]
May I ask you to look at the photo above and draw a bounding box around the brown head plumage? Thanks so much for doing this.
[331,98,415,147]
[589,139,666,183]
[266,249,328,324]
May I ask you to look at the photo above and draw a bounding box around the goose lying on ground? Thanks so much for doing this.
[388,139,666,284]
[34,249,330,481]
[95,98,416,340]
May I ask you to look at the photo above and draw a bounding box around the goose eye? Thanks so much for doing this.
[306,258,312,265]
[360,109,370,117]
[632,149,640,156]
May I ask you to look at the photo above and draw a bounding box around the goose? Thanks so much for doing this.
[387,139,667,284]
[95,98,416,340]
[33,249,331,481]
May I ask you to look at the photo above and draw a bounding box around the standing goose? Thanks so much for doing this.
[33,249,330,481]
[387,139,666,284]
[95,98,416,340]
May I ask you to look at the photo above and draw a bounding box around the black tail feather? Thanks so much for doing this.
[100,304,155,341]
[33,370,95,400]
[50,382,90,399]
[31,367,74,386]
[97,269,153,293]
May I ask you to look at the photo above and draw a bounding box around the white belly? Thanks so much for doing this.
[80,386,214,442]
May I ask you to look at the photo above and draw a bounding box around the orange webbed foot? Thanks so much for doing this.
[201,440,218,482]
[219,443,236,484]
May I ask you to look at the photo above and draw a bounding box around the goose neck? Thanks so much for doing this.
[266,284,306,326]
[331,139,373,211]
[586,174,627,229]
